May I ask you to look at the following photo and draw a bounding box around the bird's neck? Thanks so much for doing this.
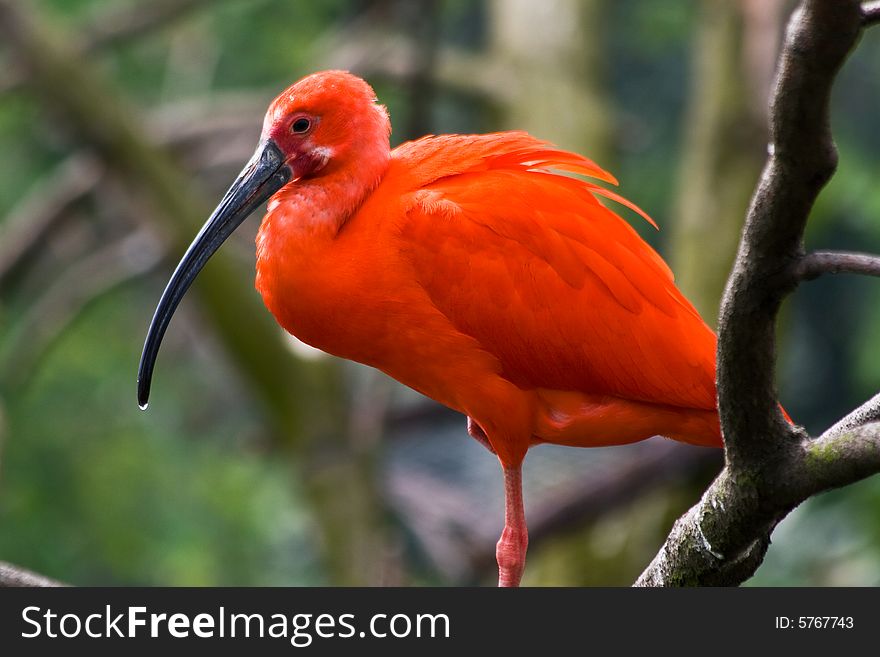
[263,153,389,240]
[254,152,389,345]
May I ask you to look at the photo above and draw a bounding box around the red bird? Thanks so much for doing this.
[138,70,721,587]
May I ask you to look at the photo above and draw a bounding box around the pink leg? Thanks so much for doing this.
[467,417,496,454]
[496,465,528,587]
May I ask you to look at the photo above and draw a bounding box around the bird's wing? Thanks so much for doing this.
[391,132,717,411]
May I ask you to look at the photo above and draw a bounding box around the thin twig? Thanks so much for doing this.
[794,250,880,281]
[0,155,103,287]
[0,561,66,587]
[0,100,262,291]
[863,1,880,25]
[79,0,218,53]
[0,0,224,94]
[820,392,880,439]
[313,19,515,104]
[1,230,165,386]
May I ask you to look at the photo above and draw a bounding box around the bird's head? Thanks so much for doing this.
[262,70,391,182]
[136,71,390,409]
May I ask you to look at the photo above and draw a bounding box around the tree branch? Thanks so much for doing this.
[821,392,880,439]
[794,250,880,281]
[863,1,880,25]
[0,0,223,94]
[78,0,218,53]
[637,0,878,587]
[0,0,316,441]
[0,561,66,587]
[0,0,399,585]
[799,422,880,494]
[312,16,515,105]
[1,230,164,387]
[717,0,860,460]
[0,154,103,287]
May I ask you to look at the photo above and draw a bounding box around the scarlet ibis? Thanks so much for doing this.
[138,70,722,587]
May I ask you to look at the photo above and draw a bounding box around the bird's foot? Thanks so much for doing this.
[496,522,528,587]
[467,417,496,454]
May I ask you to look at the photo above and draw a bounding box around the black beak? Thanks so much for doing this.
[137,138,291,409]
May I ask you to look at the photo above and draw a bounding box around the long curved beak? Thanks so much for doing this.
[137,138,291,409]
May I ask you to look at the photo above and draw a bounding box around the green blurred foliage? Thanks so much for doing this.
[2,283,321,584]
[0,0,878,586]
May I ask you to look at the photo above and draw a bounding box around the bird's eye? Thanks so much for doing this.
[291,118,311,134]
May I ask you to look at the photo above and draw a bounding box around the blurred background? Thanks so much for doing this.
[0,0,878,586]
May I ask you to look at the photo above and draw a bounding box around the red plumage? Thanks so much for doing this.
[258,128,722,466]
[250,72,727,586]
[147,70,727,587]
